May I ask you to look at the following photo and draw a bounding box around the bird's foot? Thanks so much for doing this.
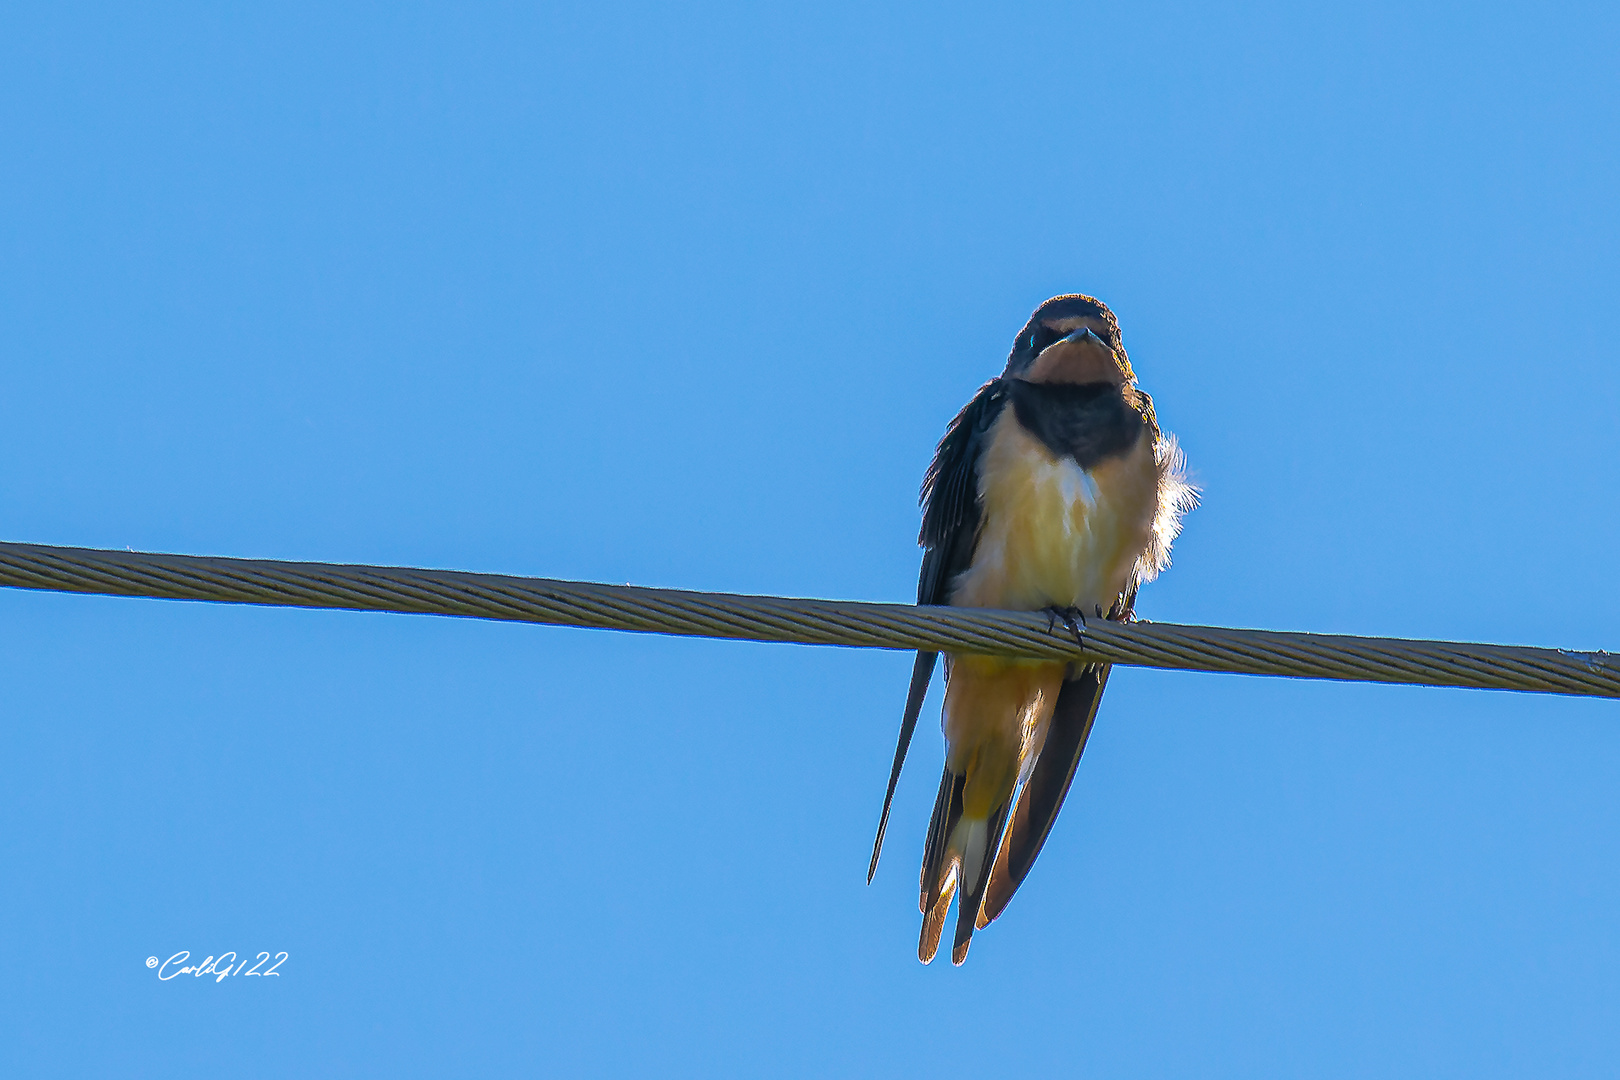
[1042,605,1090,645]
[1105,596,1138,623]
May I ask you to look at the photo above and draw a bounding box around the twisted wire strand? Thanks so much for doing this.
[0,540,1614,699]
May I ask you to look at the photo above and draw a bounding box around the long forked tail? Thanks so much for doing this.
[869,650,938,883]
[917,767,1013,966]
[980,664,1111,925]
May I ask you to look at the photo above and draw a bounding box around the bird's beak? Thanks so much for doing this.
[1057,326,1110,352]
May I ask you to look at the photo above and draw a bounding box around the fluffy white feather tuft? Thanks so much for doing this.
[1134,433,1199,586]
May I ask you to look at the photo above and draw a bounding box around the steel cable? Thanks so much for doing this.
[0,540,1613,698]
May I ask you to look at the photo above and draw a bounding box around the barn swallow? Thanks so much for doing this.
[868,294,1196,965]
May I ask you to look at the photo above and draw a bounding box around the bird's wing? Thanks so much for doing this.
[867,378,1009,882]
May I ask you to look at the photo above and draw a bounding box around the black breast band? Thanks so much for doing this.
[1004,379,1145,470]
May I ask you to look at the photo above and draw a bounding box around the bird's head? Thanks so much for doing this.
[1002,294,1134,386]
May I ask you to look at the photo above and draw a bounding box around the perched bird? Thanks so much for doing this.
[868,294,1196,965]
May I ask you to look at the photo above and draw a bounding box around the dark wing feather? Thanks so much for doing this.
[918,377,1009,600]
[867,379,1008,882]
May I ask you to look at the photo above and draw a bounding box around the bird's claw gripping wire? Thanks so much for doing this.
[1042,605,1091,646]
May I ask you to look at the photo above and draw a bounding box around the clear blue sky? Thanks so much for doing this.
[3,2,1618,1076]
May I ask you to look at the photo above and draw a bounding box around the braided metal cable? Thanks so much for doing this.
[0,540,1614,699]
